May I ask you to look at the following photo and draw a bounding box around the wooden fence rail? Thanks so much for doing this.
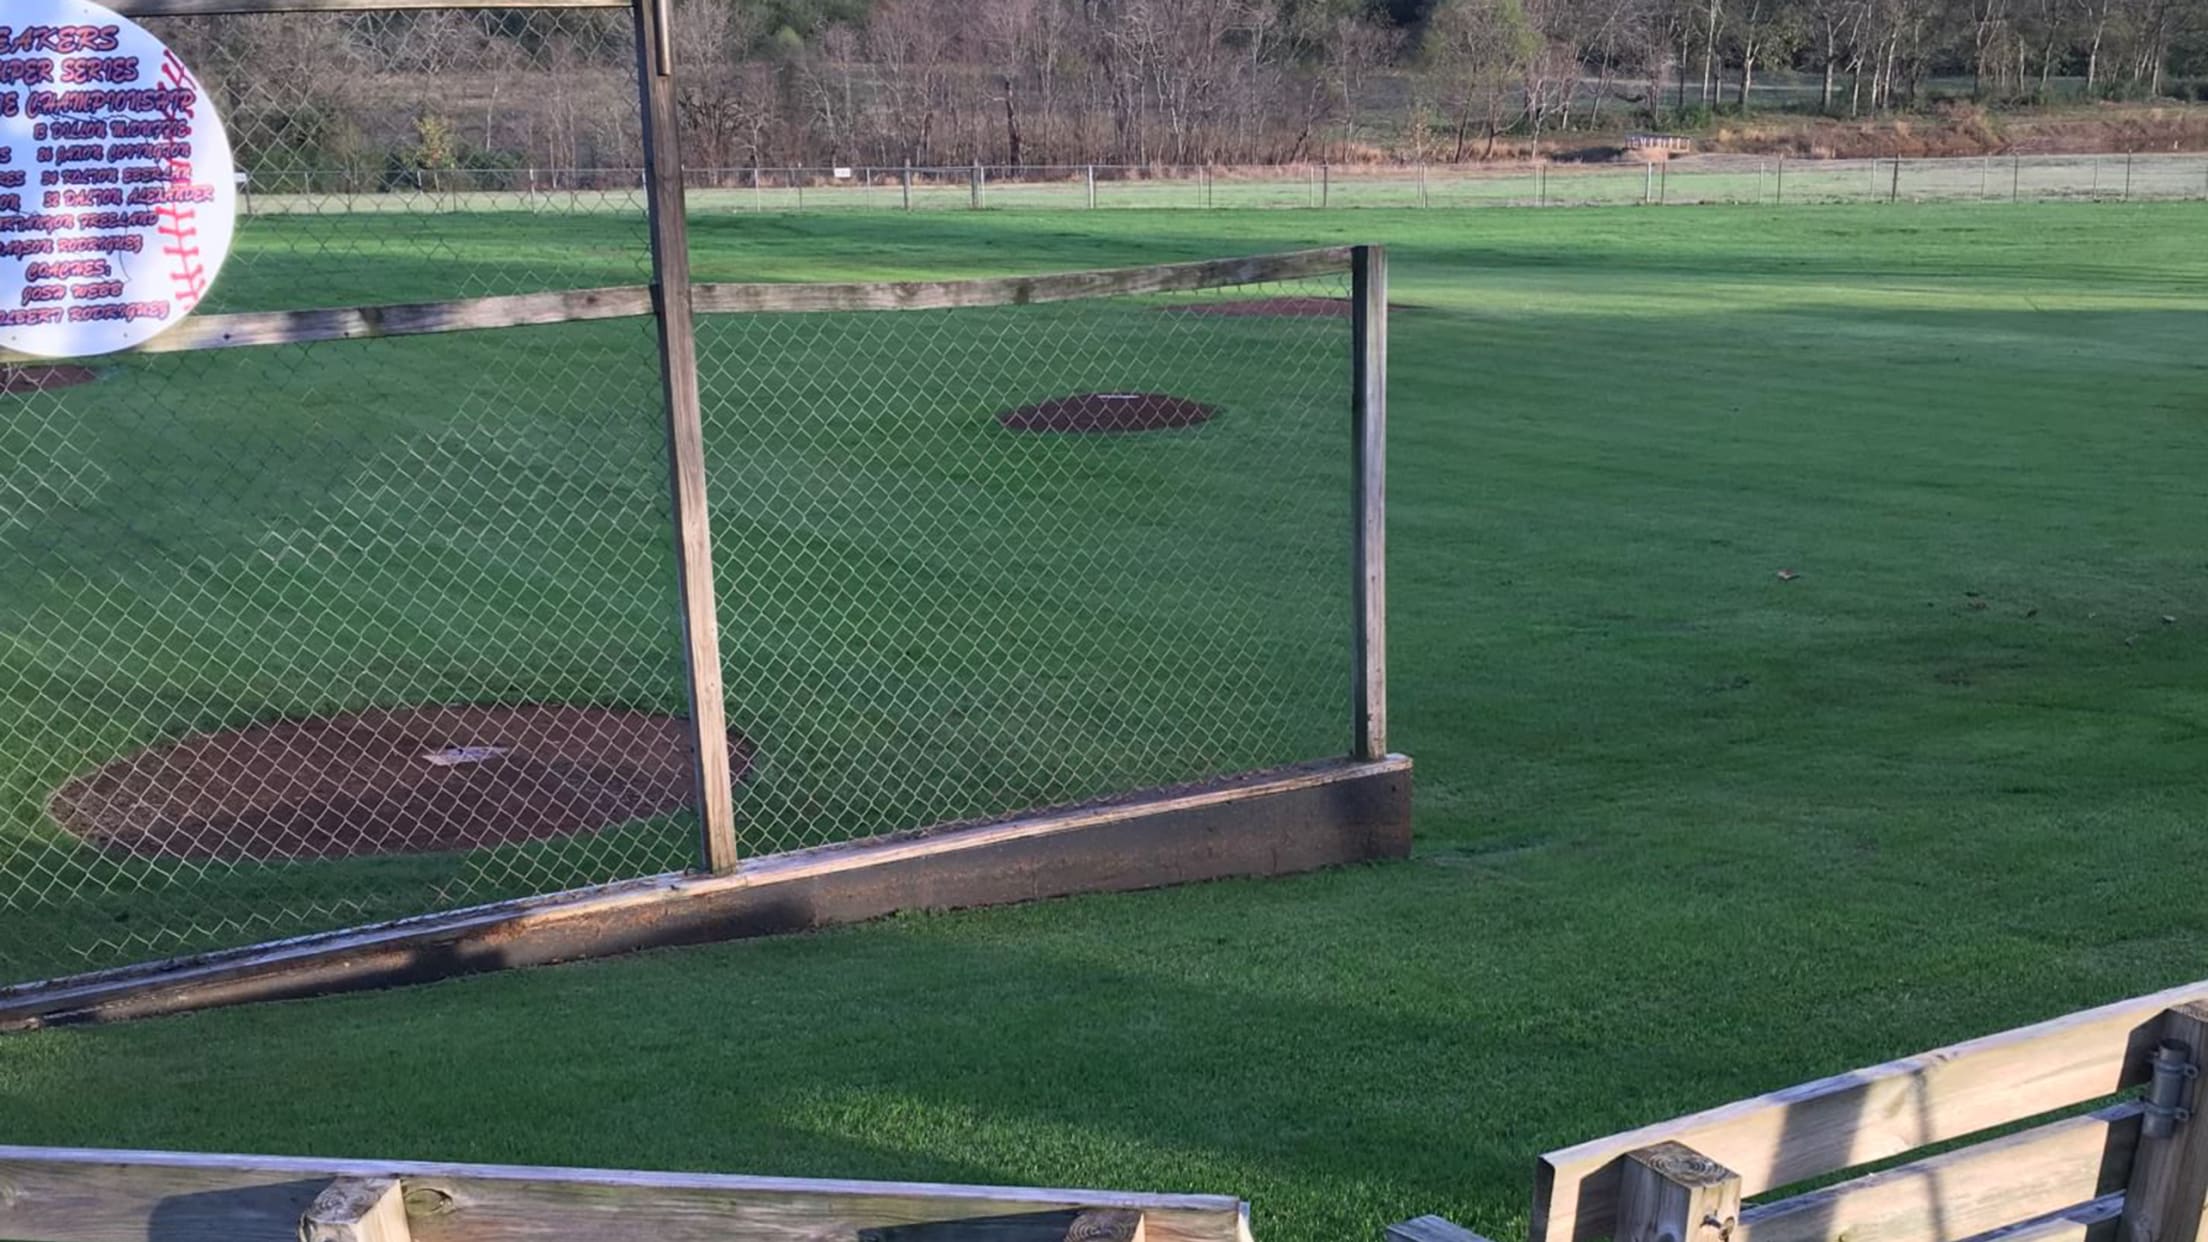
[0,1145,1250,1242]
[1526,979,2208,1242]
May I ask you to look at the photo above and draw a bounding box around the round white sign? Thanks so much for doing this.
[0,0,237,358]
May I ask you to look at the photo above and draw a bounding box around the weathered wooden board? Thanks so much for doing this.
[691,249,1354,315]
[1532,979,2208,1242]
[0,288,655,365]
[627,0,738,874]
[0,1147,1245,1242]
[0,756,1411,1029]
[1385,1217,1494,1242]
[1963,1196,2125,1242]
[1737,1102,2142,1242]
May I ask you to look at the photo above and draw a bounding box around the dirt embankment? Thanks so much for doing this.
[1698,104,2208,158]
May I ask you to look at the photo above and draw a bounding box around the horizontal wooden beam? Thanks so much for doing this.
[692,248,1354,315]
[0,755,1411,1030]
[1737,1102,2143,1242]
[0,287,654,364]
[1533,980,2208,1242]
[106,0,624,15]
[1960,1195,2125,1242]
[0,1146,1246,1242]
[0,248,1347,364]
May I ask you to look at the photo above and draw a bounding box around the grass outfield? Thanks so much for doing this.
[4,203,2208,1241]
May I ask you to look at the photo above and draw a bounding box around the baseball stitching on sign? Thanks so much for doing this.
[157,51,208,311]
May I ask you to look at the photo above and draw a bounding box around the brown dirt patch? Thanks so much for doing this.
[997,392,1218,433]
[2,365,96,394]
[49,704,748,860]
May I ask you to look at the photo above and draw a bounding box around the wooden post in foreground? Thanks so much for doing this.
[2124,1002,2208,1242]
[1350,245,1388,762]
[632,0,740,874]
[300,1178,412,1242]
[1617,1143,1741,1242]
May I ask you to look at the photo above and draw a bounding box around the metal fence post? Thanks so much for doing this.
[2014,153,2022,202]
[630,0,739,874]
[1889,157,1901,204]
[2122,1004,2208,1242]
[793,169,802,211]
[1350,245,1388,762]
[2125,149,2133,201]
[1644,160,1654,204]
[902,161,912,210]
[1322,161,1330,208]
[1087,163,1096,208]
[970,161,981,209]
[1776,153,1784,204]
[1980,155,1989,200]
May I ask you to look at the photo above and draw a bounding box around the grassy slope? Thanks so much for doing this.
[4,203,2207,1242]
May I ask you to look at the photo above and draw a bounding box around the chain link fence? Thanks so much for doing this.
[695,273,1354,858]
[0,6,1367,986]
[132,153,2208,218]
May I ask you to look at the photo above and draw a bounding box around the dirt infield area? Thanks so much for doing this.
[2,365,97,394]
[49,704,744,860]
[997,392,1219,432]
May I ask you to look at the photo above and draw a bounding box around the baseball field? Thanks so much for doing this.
[2,200,2205,1242]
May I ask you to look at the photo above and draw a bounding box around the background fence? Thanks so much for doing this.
[220,152,2208,215]
[0,3,1367,986]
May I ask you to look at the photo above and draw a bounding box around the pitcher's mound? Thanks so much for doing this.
[3,365,96,394]
[50,705,746,861]
[998,392,1218,433]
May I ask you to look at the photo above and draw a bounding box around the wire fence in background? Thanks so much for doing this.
[220,152,2208,216]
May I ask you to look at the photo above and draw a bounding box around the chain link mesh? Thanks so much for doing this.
[0,10,675,983]
[0,10,1359,986]
[697,276,1354,856]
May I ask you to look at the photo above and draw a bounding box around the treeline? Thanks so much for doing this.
[165,0,2206,180]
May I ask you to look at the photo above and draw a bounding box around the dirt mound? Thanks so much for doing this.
[50,704,746,860]
[2,365,96,394]
[997,392,1218,432]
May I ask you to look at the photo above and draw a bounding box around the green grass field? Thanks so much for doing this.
[3,202,2207,1242]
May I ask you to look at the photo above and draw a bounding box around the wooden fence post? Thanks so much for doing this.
[1618,1143,1742,1242]
[2124,1003,2208,1242]
[1350,245,1388,762]
[632,0,740,874]
[300,1178,412,1242]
